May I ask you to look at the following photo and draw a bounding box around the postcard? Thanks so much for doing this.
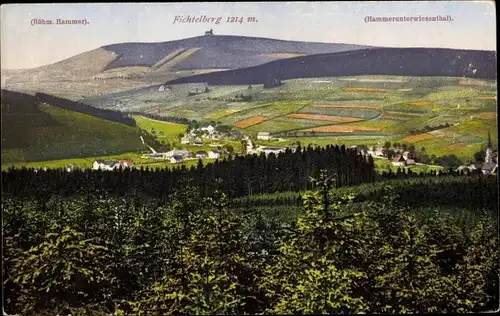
[1,2,498,315]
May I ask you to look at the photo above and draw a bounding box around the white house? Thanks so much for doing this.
[158,85,171,92]
[201,125,215,134]
[261,147,286,156]
[246,139,255,153]
[391,155,415,167]
[192,138,204,146]
[166,149,191,158]
[196,151,208,158]
[374,147,385,157]
[92,160,117,171]
[391,155,406,167]
[181,135,191,144]
[208,150,221,159]
[257,132,272,141]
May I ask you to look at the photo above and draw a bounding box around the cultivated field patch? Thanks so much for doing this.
[380,113,411,121]
[299,106,381,119]
[303,125,382,133]
[243,119,307,134]
[286,113,362,122]
[384,111,423,117]
[205,109,239,120]
[476,96,497,100]
[312,104,382,110]
[348,120,398,131]
[343,88,392,93]
[234,116,269,128]
[403,133,435,143]
[133,116,187,140]
[476,112,497,120]
[410,101,435,106]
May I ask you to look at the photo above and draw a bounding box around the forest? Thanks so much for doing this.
[2,145,499,315]
[2,145,377,199]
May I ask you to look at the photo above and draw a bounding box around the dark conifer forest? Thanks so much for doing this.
[2,145,499,315]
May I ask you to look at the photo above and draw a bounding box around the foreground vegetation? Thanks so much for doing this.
[2,171,498,315]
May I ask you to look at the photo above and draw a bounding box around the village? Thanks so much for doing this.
[90,123,293,171]
[87,119,497,176]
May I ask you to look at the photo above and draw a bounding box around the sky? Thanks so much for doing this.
[1,1,496,69]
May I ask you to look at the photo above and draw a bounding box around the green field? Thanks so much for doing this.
[1,151,220,171]
[373,157,443,173]
[133,115,188,141]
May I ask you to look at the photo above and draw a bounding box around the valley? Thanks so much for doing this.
[81,75,497,165]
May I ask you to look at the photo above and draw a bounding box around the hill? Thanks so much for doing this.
[102,34,372,71]
[1,90,151,163]
[2,35,371,84]
[165,47,497,85]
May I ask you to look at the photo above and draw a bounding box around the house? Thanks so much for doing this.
[166,149,190,158]
[391,155,406,167]
[181,135,192,144]
[92,160,117,171]
[196,151,208,158]
[158,85,171,92]
[257,132,272,141]
[246,139,256,154]
[368,147,385,157]
[208,150,221,159]
[170,155,183,164]
[92,160,105,170]
[230,130,242,138]
[193,138,204,146]
[392,155,415,167]
[262,147,286,156]
[205,29,214,36]
[117,159,133,168]
[402,151,410,160]
[456,164,479,174]
[206,133,221,140]
[201,125,215,134]
[405,158,415,166]
[66,164,76,172]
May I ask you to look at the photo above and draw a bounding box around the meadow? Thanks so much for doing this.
[132,115,188,141]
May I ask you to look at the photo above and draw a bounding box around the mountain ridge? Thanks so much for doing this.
[165,47,497,85]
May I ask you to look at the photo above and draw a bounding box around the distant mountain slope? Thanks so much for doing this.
[1,90,150,163]
[2,35,372,88]
[165,48,497,85]
[2,48,118,82]
[102,35,372,70]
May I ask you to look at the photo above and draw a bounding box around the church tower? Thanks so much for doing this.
[485,131,493,164]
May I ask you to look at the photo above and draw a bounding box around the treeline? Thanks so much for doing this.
[232,174,498,211]
[408,122,452,135]
[35,92,136,127]
[2,145,377,200]
[2,173,498,315]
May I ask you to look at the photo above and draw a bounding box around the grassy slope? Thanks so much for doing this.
[133,115,188,142]
[2,102,145,164]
